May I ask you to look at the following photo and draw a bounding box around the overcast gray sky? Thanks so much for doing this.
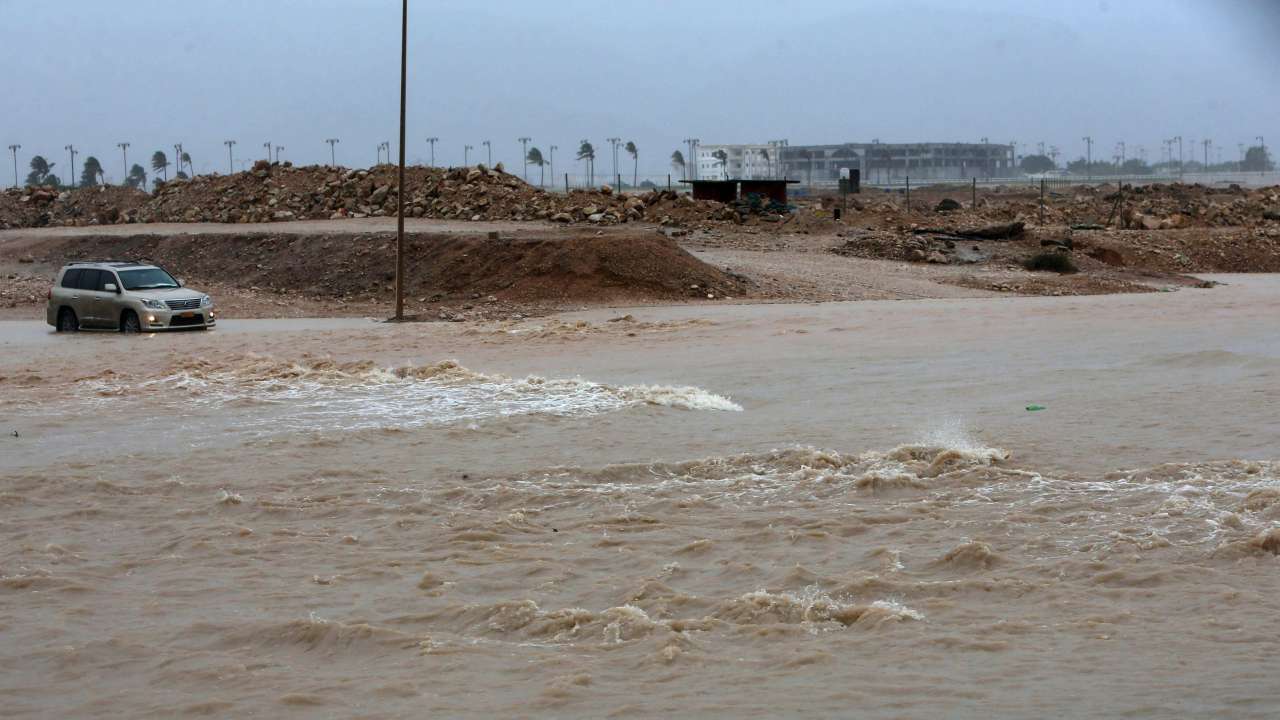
[2,0,1277,180]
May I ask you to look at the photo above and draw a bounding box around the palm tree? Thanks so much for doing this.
[670,150,686,180]
[711,149,728,179]
[25,155,55,187]
[625,141,638,187]
[80,156,104,187]
[126,163,147,190]
[577,140,595,186]
[151,151,169,182]
[180,151,192,176]
[526,147,546,187]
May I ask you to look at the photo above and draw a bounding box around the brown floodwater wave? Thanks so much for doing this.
[2,430,1277,718]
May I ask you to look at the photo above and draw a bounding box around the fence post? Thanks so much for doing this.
[1039,178,1045,225]
[972,177,977,208]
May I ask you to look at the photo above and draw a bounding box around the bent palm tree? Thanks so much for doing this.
[126,164,147,190]
[26,155,55,186]
[670,150,685,180]
[151,151,169,182]
[711,149,728,179]
[527,147,546,187]
[180,152,192,177]
[625,141,638,187]
[80,156,105,187]
[578,139,596,184]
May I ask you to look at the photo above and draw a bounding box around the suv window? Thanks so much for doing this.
[95,271,119,291]
[60,268,83,288]
[118,268,179,290]
[76,269,103,291]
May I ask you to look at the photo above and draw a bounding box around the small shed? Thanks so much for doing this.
[681,178,799,204]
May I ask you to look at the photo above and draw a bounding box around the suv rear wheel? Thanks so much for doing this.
[120,310,142,334]
[56,308,79,332]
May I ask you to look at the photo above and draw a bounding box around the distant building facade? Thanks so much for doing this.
[695,141,1015,183]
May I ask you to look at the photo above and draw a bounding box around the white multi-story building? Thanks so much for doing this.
[696,144,778,180]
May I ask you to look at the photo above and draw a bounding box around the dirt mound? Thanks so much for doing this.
[0,164,740,230]
[17,229,753,308]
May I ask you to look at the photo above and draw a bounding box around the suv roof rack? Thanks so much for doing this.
[66,259,152,267]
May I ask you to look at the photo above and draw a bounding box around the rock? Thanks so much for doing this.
[1262,208,1280,221]
[370,185,390,203]
[17,255,34,264]
[272,210,295,222]
[587,213,605,223]
[601,184,613,196]
[550,212,573,223]
[935,198,962,212]
[906,248,927,262]
[925,251,950,264]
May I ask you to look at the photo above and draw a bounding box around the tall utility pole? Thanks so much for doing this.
[377,141,389,165]
[482,140,491,167]
[425,137,438,167]
[1082,136,1093,180]
[174,143,184,177]
[325,138,340,167]
[275,146,284,164]
[464,144,473,166]
[65,145,77,187]
[1037,141,1046,156]
[1238,143,1245,172]
[224,140,236,174]
[1173,135,1183,179]
[980,137,989,178]
[1202,139,1211,171]
[7,144,19,188]
[263,141,271,163]
[517,136,531,181]
[1116,141,1126,169]
[548,145,557,186]
[117,142,129,184]
[606,137,621,184]
[393,0,408,322]
[1258,136,1267,175]
[683,138,699,180]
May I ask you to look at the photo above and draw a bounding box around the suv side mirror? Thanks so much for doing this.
[104,283,118,293]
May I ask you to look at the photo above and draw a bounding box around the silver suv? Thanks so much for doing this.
[47,261,216,332]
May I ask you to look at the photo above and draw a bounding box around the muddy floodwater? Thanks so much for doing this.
[2,275,1279,718]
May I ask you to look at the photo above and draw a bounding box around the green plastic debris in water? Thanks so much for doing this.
[1026,404,1046,412]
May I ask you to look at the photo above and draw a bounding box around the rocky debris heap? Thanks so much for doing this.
[0,163,749,230]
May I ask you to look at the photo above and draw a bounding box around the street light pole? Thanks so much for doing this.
[325,138,340,167]
[391,0,407,320]
[1082,136,1093,180]
[426,137,438,167]
[1202,139,1210,172]
[117,142,129,185]
[482,140,491,167]
[549,145,557,187]
[7,144,19,188]
[174,143,184,177]
[683,138,699,180]
[224,140,236,174]
[517,137,531,181]
[464,145,473,166]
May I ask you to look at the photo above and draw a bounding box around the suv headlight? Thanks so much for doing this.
[140,298,167,310]
[200,295,213,307]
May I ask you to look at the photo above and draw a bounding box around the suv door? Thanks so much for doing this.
[54,268,84,326]
[75,269,108,327]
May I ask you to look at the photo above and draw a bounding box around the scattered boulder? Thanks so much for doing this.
[935,198,962,212]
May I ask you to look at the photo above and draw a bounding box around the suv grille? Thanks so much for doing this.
[165,298,201,310]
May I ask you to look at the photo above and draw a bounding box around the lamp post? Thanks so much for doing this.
[548,145,557,187]
[224,140,236,174]
[377,141,389,165]
[606,137,621,185]
[517,136,531,181]
[1082,136,1093,180]
[65,145,77,187]
[1172,135,1183,179]
[117,142,129,185]
[464,144,473,166]
[174,143,184,177]
[275,146,284,164]
[425,137,438,167]
[264,141,272,163]
[392,0,409,322]
[482,140,491,167]
[7,144,19,188]
[683,138,699,180]
[1202,139,1211,173]
[325,138,340,167]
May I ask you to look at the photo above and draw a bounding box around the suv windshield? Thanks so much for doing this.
[119,268,179,290]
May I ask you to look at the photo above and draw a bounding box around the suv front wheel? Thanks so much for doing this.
[56,308,79,332]
[120,310,142,334]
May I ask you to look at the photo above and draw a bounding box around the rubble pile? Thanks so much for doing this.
[0,185,149,229]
